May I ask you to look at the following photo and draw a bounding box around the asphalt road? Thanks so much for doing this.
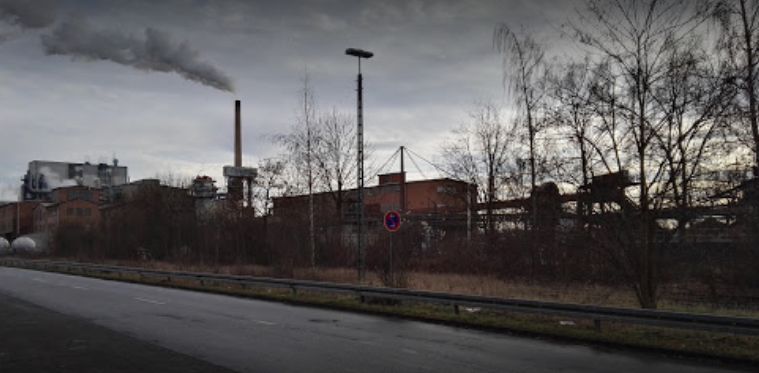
[0,267,752,373]
[0,290,235,373]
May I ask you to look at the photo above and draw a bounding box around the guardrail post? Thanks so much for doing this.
[291,286,298,296]
[594,319,602,333]
[454,304,460,315]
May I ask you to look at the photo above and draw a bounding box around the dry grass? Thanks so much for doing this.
[408,272,642,306]
[95,259,759,317]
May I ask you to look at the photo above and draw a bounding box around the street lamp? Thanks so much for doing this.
[346,47,373,283]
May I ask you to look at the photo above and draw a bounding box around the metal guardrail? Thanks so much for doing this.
[2,259,759,336]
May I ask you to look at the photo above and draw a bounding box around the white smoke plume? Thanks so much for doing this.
[37,166,77,190]
[41,14,236,92]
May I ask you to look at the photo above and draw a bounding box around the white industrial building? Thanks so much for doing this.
[21,160,128,201]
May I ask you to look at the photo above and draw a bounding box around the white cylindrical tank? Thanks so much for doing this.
[11,236,36,254]
[0,237,10,255]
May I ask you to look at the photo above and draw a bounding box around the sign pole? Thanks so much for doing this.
[384,210,401,286]
[390,232,394,287]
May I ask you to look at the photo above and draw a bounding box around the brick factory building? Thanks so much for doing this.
[33,186,101,254]
[0,201,40,240]
[272,172,477,220]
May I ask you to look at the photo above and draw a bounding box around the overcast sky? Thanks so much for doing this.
[0,0,583,200]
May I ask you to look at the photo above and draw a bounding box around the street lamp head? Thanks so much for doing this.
[345,48,374,59]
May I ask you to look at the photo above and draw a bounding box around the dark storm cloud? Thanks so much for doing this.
[41,14,236,92]
[0,0,56,29]
[0,0,586,200]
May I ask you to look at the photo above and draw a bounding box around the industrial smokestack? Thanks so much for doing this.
[235,100,241,168]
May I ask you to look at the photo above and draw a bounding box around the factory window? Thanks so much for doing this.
[67,207,74,216]
[437,186,457,195]
[84,208,91,217]
[76,208,83,216]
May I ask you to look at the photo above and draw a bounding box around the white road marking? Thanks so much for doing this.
[134,297,165,305]
[70,285,89,290]
[402,348,419,355]
[252,320,276,326]
[32,278,48,283]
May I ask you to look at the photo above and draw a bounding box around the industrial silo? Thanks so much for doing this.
[11,236,37,254]
[0,237,10,255]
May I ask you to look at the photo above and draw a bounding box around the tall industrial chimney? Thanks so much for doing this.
[235,100,242,167]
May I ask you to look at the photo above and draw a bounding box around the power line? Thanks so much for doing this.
[405,151,429,180]
[405,147,458,180]
[367,147,400,182]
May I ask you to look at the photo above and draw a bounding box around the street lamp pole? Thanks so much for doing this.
[346,47,373,283]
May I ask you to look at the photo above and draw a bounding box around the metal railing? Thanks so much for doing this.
[2,258,758,336]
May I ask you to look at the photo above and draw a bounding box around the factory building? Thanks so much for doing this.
[21,160,128,201]
[0,201,40,240]
[272,172,476,219]
[33,186,101,246]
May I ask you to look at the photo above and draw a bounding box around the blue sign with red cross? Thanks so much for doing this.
[384,211,401,232]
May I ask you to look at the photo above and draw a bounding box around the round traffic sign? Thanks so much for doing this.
[384,211,401,232]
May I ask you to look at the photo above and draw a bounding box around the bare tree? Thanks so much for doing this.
[253,158,287,216]
[494,24,550,229]
[274,74,376,270]
[441,100,513,235]
[549,57,603,188]
[713,0,759,278]
[714,0,759,172]
[652,33,734,231]
[587,60,630,175]
[314,107,357,223]
[275,73,320,269]
[104,179,194,262]
[570,0,712,308]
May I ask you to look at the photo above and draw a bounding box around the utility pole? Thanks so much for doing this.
[400,146,406,213]
[467,178,473,245]
[306,85,316,271]
[346,47,374,282]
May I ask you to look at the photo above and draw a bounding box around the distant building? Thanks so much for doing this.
[191,176,220,221]
[22,160,128,201]
[272,172,476,220]
[32,186,101,253]
[0,201,41,240]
